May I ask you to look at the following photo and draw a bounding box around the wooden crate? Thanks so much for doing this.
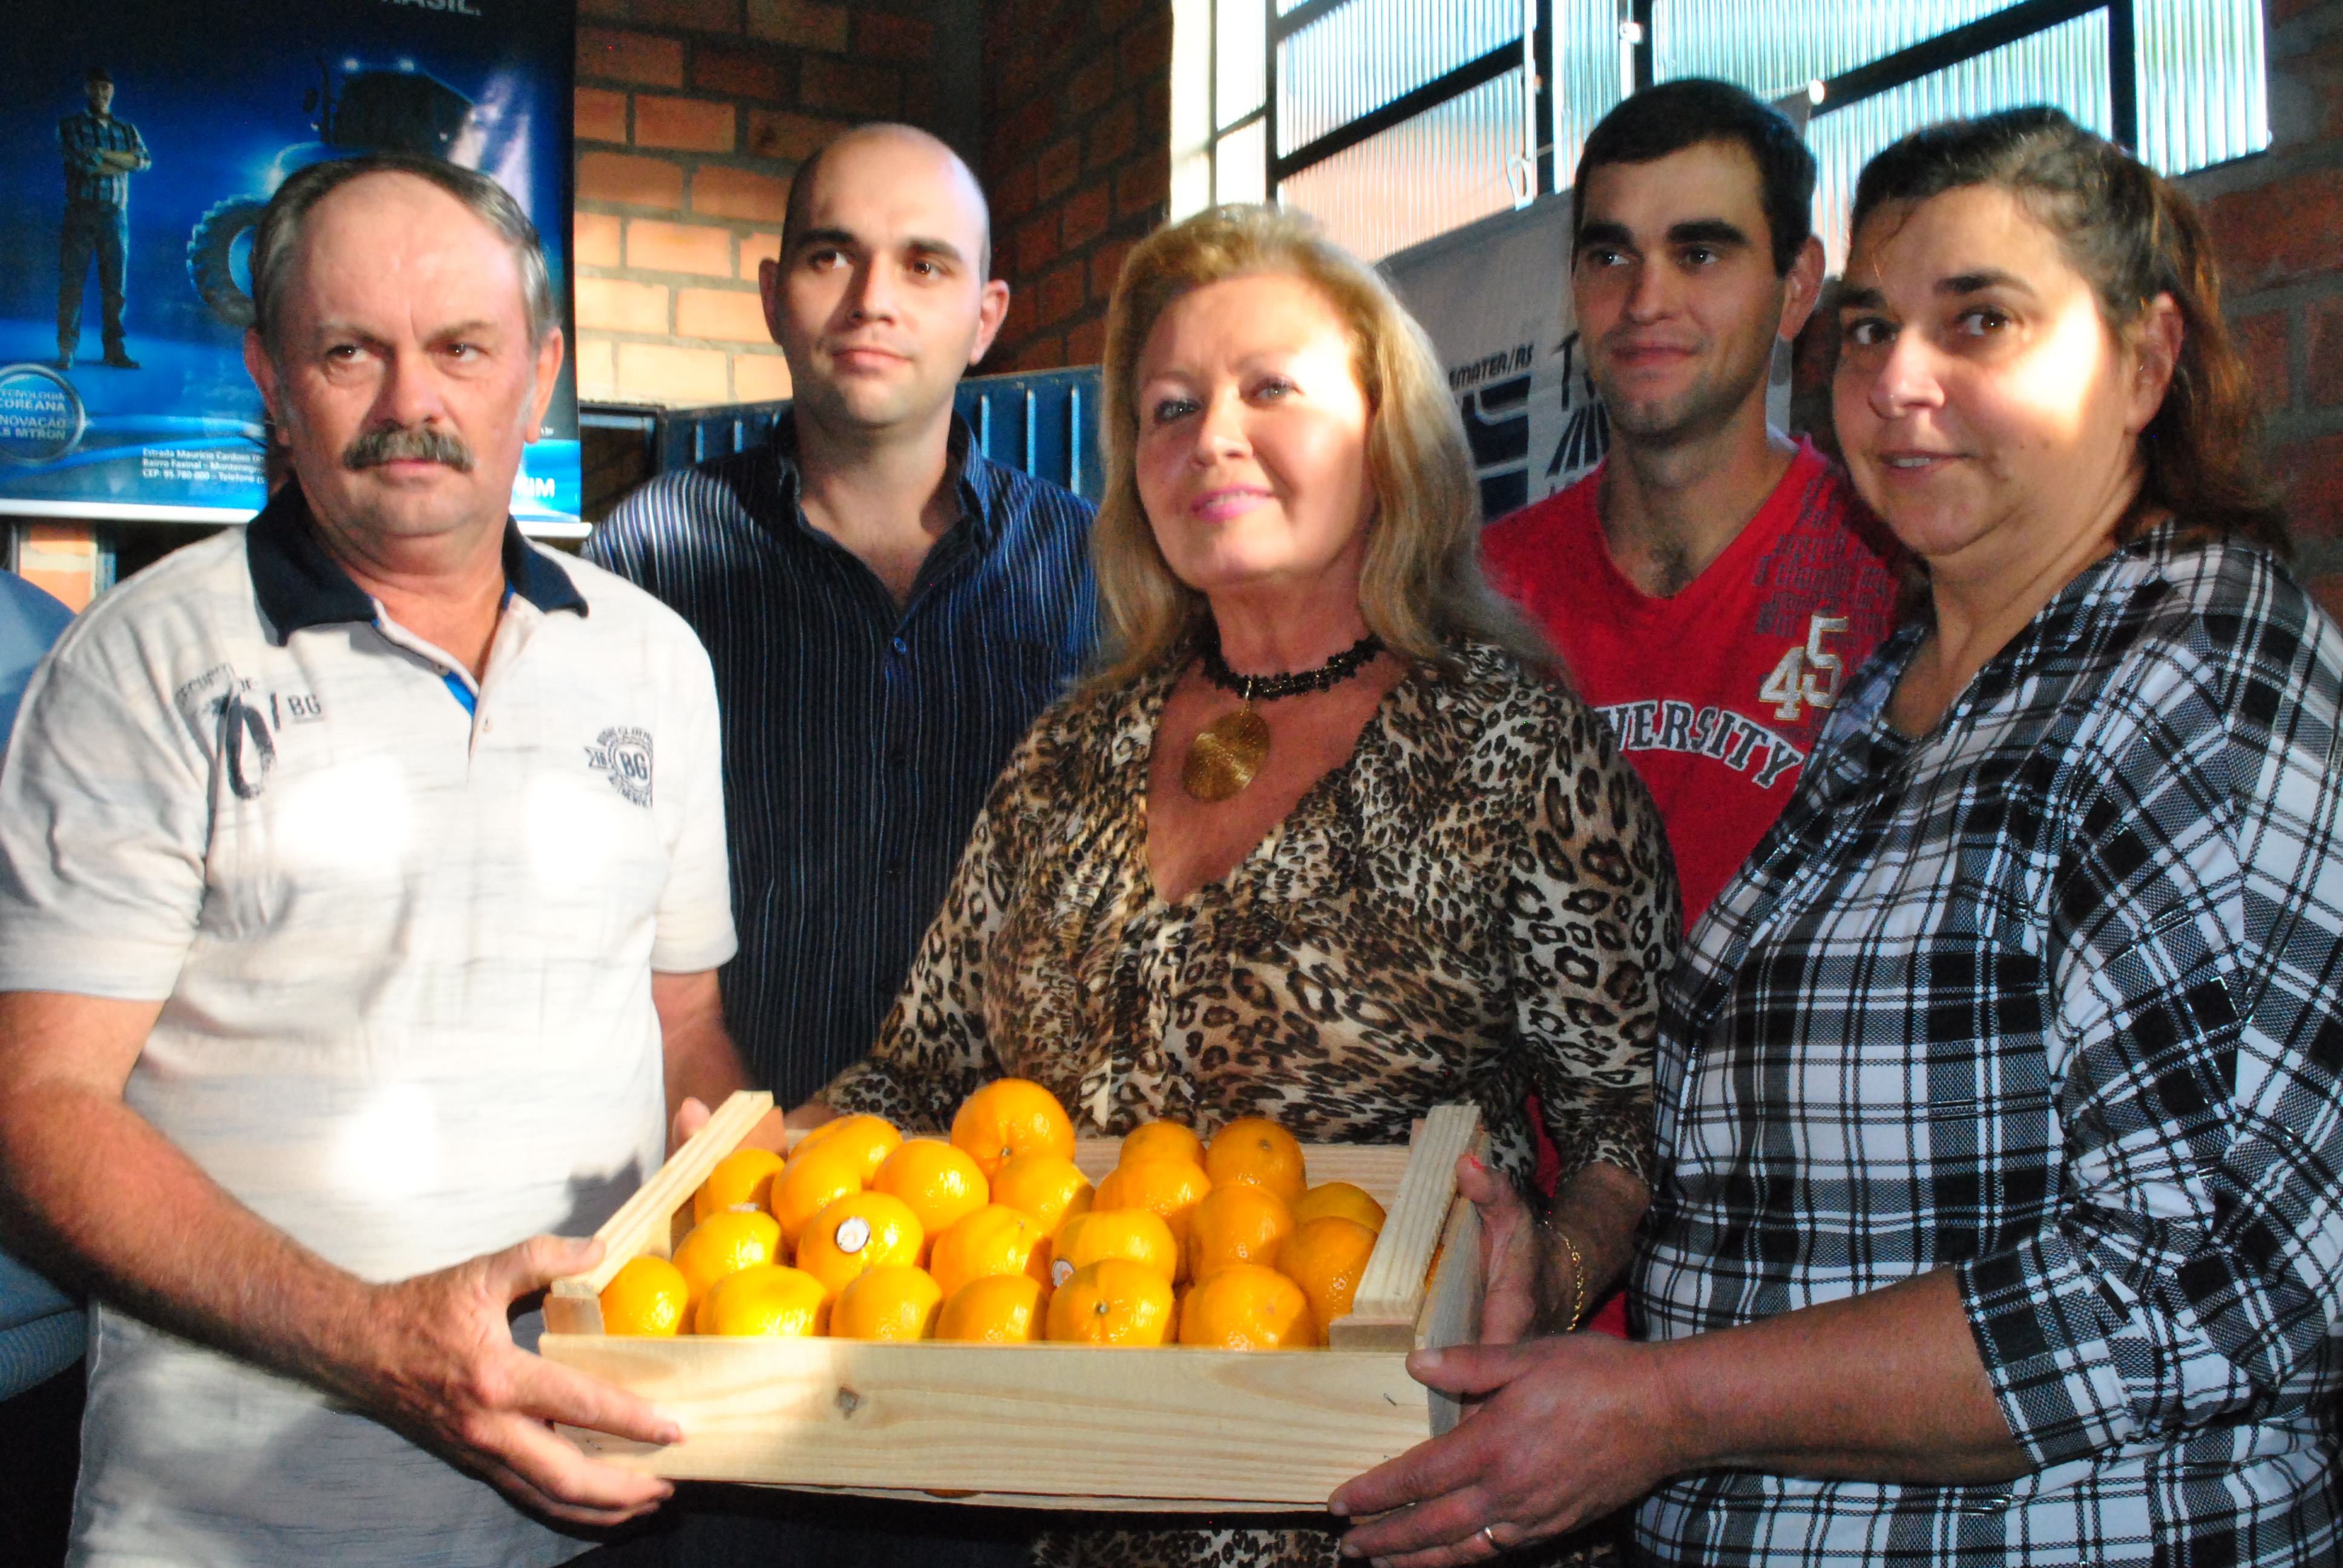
[540,1091,1485,1509]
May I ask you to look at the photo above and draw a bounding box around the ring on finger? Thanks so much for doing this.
[1478,1523,1502,1553]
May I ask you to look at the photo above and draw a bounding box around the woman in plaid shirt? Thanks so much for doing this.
[1335,108,2343,1567]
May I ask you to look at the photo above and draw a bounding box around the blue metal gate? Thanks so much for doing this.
[580,364,1106,513]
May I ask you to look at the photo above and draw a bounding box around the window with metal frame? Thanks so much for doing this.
[1169,0,2269,267]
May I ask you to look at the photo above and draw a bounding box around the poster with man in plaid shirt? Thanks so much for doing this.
[55,65,148,371]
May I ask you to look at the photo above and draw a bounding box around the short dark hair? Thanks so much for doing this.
[248,152,557,353]
[1572,79,1816,275]
[85,67,111,85]
[1850,106,2286,554]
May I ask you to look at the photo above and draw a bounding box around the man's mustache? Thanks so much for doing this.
[342,424,474,473]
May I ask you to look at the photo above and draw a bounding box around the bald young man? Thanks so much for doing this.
[583,122,1087,1566]
[588,125,1096,1113]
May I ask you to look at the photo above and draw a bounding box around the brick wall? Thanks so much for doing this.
[2185,0,2343,613]
[978,0,1174,371]
[569,0,1159,398]
[572,0,965,407]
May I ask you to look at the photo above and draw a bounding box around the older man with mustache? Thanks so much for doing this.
[0,152,749,1567]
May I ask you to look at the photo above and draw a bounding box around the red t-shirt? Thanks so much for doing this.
[1493,443,1899,1336]
[1487,440,1902,926]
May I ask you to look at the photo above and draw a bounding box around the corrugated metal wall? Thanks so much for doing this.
[1246,1,2271,272]
[1272,0,1528,259]
[1806,12,2115,267]
[1550,0,1629,190]
[1282,71,1529,261]
[2134,0,2269,176]
[1653,1,2017,91]
[1654,0,2269,267]
[1277,0,1521,149]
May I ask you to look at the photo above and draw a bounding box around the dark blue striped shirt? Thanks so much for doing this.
[585,413,1096,1105]
[58,109,148,207]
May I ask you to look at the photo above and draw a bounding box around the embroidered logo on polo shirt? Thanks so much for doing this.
[585,726,654,807]
[217,694,277,799]
[174,662,275,800]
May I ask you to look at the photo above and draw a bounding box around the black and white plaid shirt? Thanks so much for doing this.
[1633,525,2343,1565]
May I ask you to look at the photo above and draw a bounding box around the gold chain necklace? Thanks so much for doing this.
[1179,629,1384,802]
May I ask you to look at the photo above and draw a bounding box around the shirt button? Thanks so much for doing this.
[883,863,905,878]
[890,636,908,655]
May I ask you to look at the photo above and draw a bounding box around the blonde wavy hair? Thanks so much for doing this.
[1086,204,1549,690]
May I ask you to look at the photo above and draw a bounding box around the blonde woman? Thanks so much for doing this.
[811,206,1678,1563]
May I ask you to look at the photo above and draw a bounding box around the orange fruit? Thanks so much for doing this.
[791,1114,903,1183]
[929,1204,1052,1301]
[769,1143,867,1252]
[990,1150,1095,1236]
[671,1209,782,1321]
[1186,1182,1297,1282]
[1205,1117,1308,1206]
[1046,1257,1176,1345]
[693,1146,786,1223]
[1279,1215,1380,1339]
[1050,1207,1179,1288]
[872,1140,989,1260]
[1094,1157,1211,1272]
[1177,1263,1317,1349]
[599,1255,689,1336]
[935,1272,1046,1343]
[698,1263,828,1336]
[1293,1181,1386,1233]
[831,1265,945,1341]
[951,1077,1076,1178]
[1118,1119,1205,1171]
[794,1191,925,1300]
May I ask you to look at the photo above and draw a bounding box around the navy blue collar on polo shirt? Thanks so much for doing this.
[246,478,588,644]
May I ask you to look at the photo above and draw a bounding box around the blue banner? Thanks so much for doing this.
[0,0,578,526]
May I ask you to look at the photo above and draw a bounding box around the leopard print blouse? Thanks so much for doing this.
[824,639,1675,1191]
[821,641,1675,1568]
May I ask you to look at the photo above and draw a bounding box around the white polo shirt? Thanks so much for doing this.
[0,485,735,1568]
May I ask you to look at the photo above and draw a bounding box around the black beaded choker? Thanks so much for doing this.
[1197,630,1385,702]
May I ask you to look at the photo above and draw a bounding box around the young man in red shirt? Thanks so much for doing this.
[1487,79,1901,927]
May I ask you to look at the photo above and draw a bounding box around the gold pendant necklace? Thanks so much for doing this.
[1178,630,1384,803]
[1182,692,1270,802]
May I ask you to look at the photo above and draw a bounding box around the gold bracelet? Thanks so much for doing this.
[1552,1225,1588,1333]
